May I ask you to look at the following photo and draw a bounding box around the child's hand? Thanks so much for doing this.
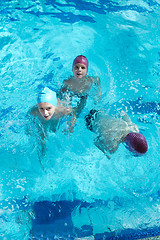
[68,125,74,133]
[66,108,72,115]
[62,112,76,135]
[63,127,74,136]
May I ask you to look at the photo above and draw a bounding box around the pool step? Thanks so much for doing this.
[75,236,160,240]
[139,236,160,240]
[75,237,94,240]
[74,237,160,240]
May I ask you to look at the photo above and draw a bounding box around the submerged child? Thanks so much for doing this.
[58,55,101,117]
[85,110,148,158]
[26,87,76,168]
[28,87,76,142]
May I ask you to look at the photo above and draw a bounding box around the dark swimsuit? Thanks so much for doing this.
[85,109,99,131]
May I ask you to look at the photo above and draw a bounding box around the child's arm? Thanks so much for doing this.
[68,111,77,133]
[58,106,77,134]
[25,108,47,166]
[92,77,102,103]
[120,110,132,123]
[73,95,87,117]
[57,80,69,99]
[56,101,73,117]
[25,107,46,142]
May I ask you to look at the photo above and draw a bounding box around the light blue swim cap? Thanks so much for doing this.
[38,87,57,106]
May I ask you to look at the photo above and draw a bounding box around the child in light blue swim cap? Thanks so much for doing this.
[36,87,58,121]
[29,87,76,137]
[26,87,76,169]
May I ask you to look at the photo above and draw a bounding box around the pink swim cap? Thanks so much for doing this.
[72,55,89,70]
[125,132,148,155]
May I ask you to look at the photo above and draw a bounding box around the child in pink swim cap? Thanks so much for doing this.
[58,55,101,122]
[72,55,88,79]
[124,132,148,155]
[72,55,89,74]
[85,110,148,158]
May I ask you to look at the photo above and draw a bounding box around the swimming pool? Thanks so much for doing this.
[1,0,160,239]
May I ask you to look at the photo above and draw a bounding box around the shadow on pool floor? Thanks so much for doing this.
[28,200,160,240]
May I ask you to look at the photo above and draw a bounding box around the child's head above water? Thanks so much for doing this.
[72,55,88,79]
[124,132,148,155]
[38,87,57,120]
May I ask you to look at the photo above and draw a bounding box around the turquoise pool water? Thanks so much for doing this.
[1,0,160,239]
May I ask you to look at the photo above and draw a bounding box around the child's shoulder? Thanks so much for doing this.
[86,76,100,84]
[61,78,72,90]
[30,105,39,117]
[63,76,73,84]
[26,105,40,122]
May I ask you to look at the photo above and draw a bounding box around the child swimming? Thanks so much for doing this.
[58,55,101,118]
[28,87,76,141]
[85,110,148,158]
[26,87,76,169]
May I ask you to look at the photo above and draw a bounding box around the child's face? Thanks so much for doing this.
[38,102,56,120]
[73,63,87,79]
